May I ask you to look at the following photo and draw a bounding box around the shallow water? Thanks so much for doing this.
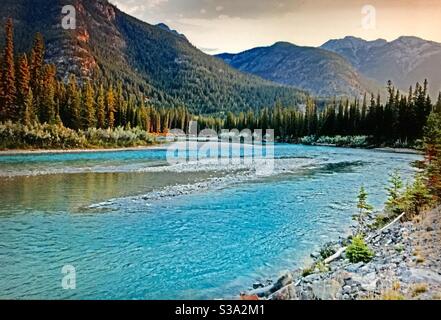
[0,144,421,299]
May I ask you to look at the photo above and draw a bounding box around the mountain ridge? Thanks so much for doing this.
[216,41,382,97]
[321,35,441,96]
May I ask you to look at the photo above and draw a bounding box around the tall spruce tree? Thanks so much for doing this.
[83,81,96,129]
[96,84,106,129]
[16,54,31,119]
[2,18,17,121]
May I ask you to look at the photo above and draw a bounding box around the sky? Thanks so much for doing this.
[109,0,441,54]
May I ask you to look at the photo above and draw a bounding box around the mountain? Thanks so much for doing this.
[216,42,381,97]
[155,23,187,40]
[0,0,307,114]
[322,36,441,96]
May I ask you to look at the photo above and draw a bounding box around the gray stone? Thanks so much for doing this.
[342,285,351,294]
[345,262,364,272]
[269,284,297,300]
[246,284,274,298]
[406,268,441,284]
[352,272,379,292]
[253,282,264,289]
[274,272,293,290]
[303,274,321,283]
[311,280,341,300]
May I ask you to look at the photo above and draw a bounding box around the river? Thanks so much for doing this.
[0,144,421,299]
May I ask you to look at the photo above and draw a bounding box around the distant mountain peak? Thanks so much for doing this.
[322,35,441,97]
[217,42,380,97]
[155,23,187,40]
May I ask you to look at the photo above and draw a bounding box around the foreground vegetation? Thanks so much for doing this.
[0,122,155,150]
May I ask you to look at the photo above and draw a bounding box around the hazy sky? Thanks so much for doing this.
[110,0,441,54]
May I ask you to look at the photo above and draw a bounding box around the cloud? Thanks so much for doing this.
[110,0,307,20]
[108,0,441,55]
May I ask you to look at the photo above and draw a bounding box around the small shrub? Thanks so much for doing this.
[299,135,317,145]
[432,293,441,300]
[0,122,155,150]
[302,265,315,277]
[394,244,405,253]
[415,255,425,264]
[382,289,405,300]
[315,261,329,273]
[320,243,337,259]
[346,235,374,263]
[411,283,428,297]
[372,213,390,230]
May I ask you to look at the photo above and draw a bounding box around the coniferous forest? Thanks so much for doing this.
[0,18,439,149]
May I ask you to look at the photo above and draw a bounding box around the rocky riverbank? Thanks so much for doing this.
[241,206,441,300]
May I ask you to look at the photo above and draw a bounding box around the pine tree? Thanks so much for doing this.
[39,65,56,123]
[106,85,116,129]
[96,84,106,128]
[355,185,373,233]
[83,81,96,128]
[435,93,441,113]
[29,33,44,103]
[16,54,31,120]
[22,88,35,126]
[385,170,404,215]
[2,18,17,121]
[424,109,441,199]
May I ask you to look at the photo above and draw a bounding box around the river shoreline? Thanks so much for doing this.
[0,143,422,156]
[241,206,441,300]
[0,144,168,156]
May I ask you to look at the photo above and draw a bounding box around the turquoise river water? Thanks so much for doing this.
[0,144,421,299]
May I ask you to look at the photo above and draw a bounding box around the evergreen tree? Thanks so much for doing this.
[2,18,17,121]
[106,85,116,129]
[355,185,373,233]
[385,170,404,215]
[82,81,96,128]
[22,88,35,126]
[96,84,106,129]
[16,54,31,119]
[39,65,56,123]
[29,33,45,108]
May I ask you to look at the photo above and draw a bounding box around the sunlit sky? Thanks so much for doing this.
[110,0,441,54]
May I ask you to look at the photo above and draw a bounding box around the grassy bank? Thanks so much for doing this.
[0,122,156,150]
[297,135,423,150]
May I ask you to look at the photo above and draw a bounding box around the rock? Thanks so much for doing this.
[303,274,321,283]
[405,268,441,284]
[246,284,274,298]
[274,272,293,290]
[269,284,297,300]
[253,282,264,289]
[311,252,321,259]
[311,280,341,300]
[342,285,352,294]
[345,262,364,272]
[352,272,379,292]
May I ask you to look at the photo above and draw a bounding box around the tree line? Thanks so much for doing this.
[0,19,192,133]
[218,81,439,143]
